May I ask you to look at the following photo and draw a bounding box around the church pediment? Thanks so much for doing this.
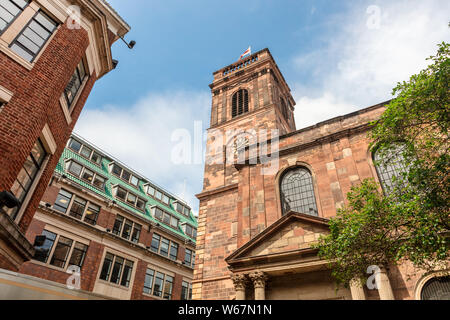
[226,212,330,266]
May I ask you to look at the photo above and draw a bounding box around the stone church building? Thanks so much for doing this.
[192,48,449,300]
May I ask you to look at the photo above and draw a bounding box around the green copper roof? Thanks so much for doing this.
[55,146,198,243]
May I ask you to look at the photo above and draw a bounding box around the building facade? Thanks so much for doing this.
[6,134,198,300]
[193,48,449,300]
[0,0,130,273]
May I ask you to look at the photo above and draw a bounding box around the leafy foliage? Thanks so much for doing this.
[315,42,450,286]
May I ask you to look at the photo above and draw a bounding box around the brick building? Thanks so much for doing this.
[4,133,198,299]
[193,48,449,300]
[0,0,129,273]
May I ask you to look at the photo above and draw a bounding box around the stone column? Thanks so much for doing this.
[349,278,366,300]
[231,274,247,300]
[249,271,268,300]
[377,267,395,300]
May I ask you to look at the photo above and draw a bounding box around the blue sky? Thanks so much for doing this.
[75,0,450,214]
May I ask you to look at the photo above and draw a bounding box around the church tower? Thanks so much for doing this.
[193,49,296,299]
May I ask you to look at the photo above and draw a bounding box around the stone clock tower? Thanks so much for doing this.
[193,48,297,299]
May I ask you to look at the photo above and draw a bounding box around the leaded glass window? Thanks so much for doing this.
[280,167,318,216]
[373,144,409,193]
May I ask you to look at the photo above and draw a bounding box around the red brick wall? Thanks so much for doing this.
[40,184,60,205]
[0,21,98,235]
[80,241,104,291]
[24,218,46,245]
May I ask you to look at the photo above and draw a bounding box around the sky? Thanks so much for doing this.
[74,0,450,215]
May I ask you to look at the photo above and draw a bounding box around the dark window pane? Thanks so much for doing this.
[68,242,88,268]
[163,275,173,299]
[115,187,126,201]
[169,242,178,260]
[184,249,192,265]
[131,224,141,243]
[121,170,131,181]
[150,234,160,252]
[154,208,163,220]
[120,260,133,287]
[99,253,114,281]
[84,203,100,226]
[69,139,82,153]
[181,282,189,300]
[143,269,154,294]
[162,212,171,225]
[110,257,124,284]
[160,238,169,257]
[91,152,101,165]
[112,164,122,176]
[93,175,105,189]
[81,168,94,183]
[68,161,83,177]
[112,216,124,235]
[54,189,72,213]
[34,230,56,263]
[136,198,145,211]
[153,272,164,297]
[121,219,133,240]
[50,236,73,268]
[69,196,86,220]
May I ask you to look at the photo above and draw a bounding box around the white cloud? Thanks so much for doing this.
[292,0,450,129]
[74,90,210,215]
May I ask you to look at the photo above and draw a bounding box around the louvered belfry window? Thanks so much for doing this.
[232,89,249,118]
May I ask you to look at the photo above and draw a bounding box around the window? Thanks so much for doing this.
[150,234,160,252]
[175,202,191,217]
[53,189,101,225]
[182,224,197,239]
[10,10,58,62]
[153,272,165,297]
[33,230,56,263]
[0,0,30,34]
[111,163,139,187]
[232,89,249,118]
[64,60,88,107]
[67,138,102,165]
[421,276,450,300]
[33,230,88,270]
[143,269,174,299]
[53,189,73,213]
[150,233,178,261]
[83,203,100,226]
[66,160,106,190]
[145,185,155,196]
[143,268,154,294]
[8,138,47,219]
[169,242,178,261]
[163,275,173,299]
[184,248,194,267]
[181,281,193,300]
[113,186,146,211]
[153,207,179,229]
[280,167,318,216]
[280,98,289,120]
[112,215,142,243]
[373,145,409,194]
[99,253,134,288]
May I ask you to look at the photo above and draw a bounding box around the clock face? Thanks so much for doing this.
[233,136,249,155]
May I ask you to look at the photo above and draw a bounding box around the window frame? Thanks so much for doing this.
[142,267,175,300]
[9,9,58,63]
[98,252,134,288]
[232,89,249,118]
[64,59,88,109]
[33,230,88,271]
[111,214,142,243]
[0,0,31,36]
[67,138,102,167]
[65,159,107,190]
[150,233,179,261]
[152,207,179,230]
[112,185,146,212]
[53,188,101,226]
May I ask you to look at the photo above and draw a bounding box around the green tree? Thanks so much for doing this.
[315,42,449,286]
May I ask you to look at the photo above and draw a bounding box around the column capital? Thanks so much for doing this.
[249,271,268,289]
[231,273,248,291]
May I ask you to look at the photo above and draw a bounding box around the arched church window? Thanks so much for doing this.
[280,167,318,216]
[232,89,249,118]
[421,276,450,300]
[373,144,409,193]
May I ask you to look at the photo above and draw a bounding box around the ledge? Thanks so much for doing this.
[0,209,35,264]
